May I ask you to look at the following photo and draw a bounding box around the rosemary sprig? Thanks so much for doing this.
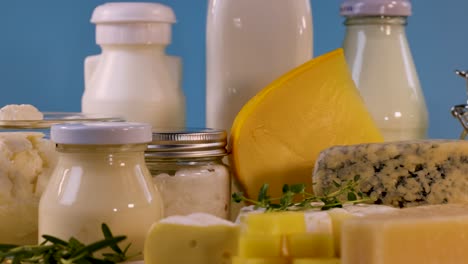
[0,223,137,264]
[232,175,373,211]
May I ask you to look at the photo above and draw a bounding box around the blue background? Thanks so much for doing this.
[0,1,466,139]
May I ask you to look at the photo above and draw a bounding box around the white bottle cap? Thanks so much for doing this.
[340,0,412,17]
[91,2,176,45]
[51,122,152,145]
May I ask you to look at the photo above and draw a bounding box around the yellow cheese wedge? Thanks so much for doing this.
[230,49,383,199]
[341,204,468,264]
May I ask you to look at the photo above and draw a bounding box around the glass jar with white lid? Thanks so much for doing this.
[38,122,163,259]
[145,128,230,219]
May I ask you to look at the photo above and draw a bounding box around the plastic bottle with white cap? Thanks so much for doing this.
[38,122,163,259]
[206,0,313,134]
[341,0,428,141]
[82,3,185,128]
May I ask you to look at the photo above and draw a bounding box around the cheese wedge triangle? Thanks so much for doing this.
[230,49,383,199]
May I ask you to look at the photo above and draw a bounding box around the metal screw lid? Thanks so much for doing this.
[145,128,228,158]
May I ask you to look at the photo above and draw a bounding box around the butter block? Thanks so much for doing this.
[239,234,283,258]
[230,49,383,200]
[144,213,239,264]
[342,204,468,264]
[313,140,468,208]
[286,233,334,258]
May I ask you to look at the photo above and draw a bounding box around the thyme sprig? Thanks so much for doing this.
[232,175,372,211]
[0,223,137,264]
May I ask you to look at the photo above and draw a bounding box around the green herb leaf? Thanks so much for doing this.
[231,176,372,212]
[0,224,136,264]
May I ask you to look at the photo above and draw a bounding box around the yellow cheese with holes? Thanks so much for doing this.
[342,204,468,264]
[230,49,383,199]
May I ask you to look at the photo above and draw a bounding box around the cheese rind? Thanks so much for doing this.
[342,204,468,264]
[313,140,468,207]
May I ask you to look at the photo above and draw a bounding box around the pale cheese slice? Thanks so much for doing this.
[342,204,468,264]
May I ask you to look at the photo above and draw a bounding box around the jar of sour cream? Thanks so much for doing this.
[39,122,163,259]
[145,128,230,219]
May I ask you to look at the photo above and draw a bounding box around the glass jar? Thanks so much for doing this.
[341,0,428,141]
[145,128,230,219]
[39,122,163,259]
[0,112,121,245]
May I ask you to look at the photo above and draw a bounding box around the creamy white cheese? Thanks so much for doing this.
[0,104,43,120]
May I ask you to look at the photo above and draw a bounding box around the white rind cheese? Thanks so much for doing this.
[144,213,239,264]
[313,140,468,207]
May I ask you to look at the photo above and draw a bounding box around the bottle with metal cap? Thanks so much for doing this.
[39,122,163,259]
[341,0,428,141]
[145,128,230,219]
[82,2,185,128]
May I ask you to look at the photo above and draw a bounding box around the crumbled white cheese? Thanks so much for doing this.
[0,104,43,120]
[0,132,57,245]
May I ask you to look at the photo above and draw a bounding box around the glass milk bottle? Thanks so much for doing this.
[206,0,313,133]
[82,3,185,128]
[39,122,163,259]
[341,0,428,141]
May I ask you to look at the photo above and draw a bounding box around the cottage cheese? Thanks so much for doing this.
[0,132,56,245]
[0,104,43,120]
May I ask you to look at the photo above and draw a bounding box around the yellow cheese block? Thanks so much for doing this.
[239,234,283,258]
[232,257,289,264]
[342,204,468,264]
[286,233,334,258]
[242,212,306,235]
[230,48,383,199]
[292,258,341,264]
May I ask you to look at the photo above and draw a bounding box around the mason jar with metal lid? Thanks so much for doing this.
[145,128,230,219]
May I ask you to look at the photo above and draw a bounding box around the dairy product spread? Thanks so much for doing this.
[0,132,56,244]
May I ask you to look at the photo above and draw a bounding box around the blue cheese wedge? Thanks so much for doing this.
[313,140,468,207]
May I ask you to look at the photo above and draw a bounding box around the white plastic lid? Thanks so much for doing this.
[51,122,152,145]
[340,0,412,17]
[91,2,176,45]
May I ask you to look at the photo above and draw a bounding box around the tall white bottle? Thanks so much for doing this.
[206,0,313,133]
[82,3,185,128]
[341,0,428,141]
